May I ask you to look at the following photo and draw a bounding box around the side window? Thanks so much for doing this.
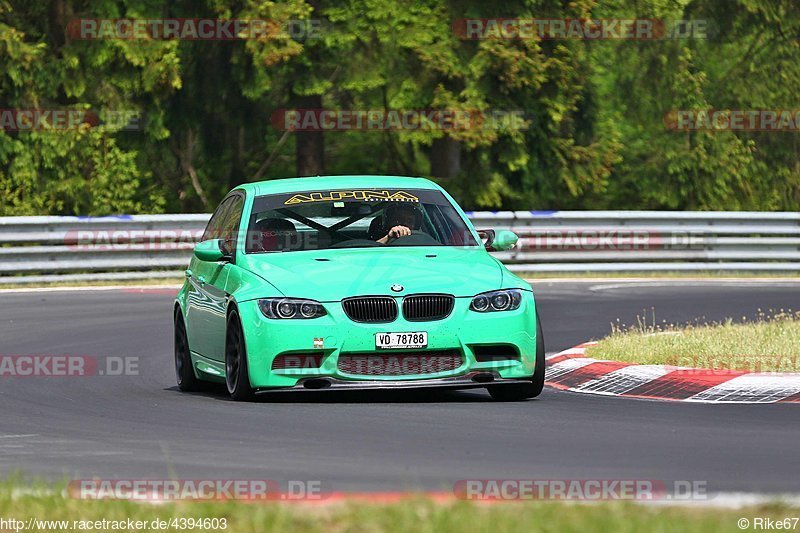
[218,195,245,255]
[426,205,448,243]
[202,198,235,241]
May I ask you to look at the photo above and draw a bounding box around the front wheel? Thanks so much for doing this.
[225,309,255,401]
[488,313,545,401]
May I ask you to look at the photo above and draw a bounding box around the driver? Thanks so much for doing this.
[375,202,422,244]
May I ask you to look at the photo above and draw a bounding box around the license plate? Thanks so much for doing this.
[375,332,428,349]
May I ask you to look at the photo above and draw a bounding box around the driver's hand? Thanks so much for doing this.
[387,225,412,239]
[376,225,412,244]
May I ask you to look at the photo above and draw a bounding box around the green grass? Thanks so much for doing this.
[586,310,800,372]
[0,486,797,533]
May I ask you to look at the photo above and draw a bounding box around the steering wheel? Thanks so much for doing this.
[386,230,438,246]
[329,238,383,249]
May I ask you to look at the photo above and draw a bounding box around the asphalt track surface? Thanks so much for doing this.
[1,281,799,495]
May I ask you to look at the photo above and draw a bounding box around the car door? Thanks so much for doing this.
[186,195,241,360]
[201,193,245,361]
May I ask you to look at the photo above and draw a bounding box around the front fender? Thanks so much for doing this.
[175,278,190,320]
[225,264,283,303]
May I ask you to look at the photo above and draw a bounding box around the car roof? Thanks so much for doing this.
[233,175,443,197]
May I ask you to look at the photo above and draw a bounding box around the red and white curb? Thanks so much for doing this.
[545,343,800,404]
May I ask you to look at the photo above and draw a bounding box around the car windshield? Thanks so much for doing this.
[244,188,479,253]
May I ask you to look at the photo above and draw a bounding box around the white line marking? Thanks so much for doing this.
[587,280,800,291]
[526,278,800,285]
[644,492,800,508]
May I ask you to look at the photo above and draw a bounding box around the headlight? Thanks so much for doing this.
[258,298,326,319]
[470,289,522,312]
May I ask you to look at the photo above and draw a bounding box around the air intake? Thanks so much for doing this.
[338,351,463,376]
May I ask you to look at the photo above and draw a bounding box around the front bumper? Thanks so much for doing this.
[255,372,532,394]
[235,292,538,389]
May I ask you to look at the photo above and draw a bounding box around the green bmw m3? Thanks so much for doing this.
[174,175,545,401]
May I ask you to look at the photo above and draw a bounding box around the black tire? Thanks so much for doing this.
[174,312,206,392]
[488,313,546,401]
[225,309,255,401]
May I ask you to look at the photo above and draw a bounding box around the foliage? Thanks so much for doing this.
[1,0,798,214]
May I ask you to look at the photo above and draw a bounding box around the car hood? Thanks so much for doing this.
[241,247,504,301]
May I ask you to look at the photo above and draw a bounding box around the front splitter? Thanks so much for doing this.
[254,373,531,393]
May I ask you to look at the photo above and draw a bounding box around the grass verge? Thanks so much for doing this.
[586,310,800,372]
[0,487,797,533]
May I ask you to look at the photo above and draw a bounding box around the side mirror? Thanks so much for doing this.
[493,230,519,251]
[194,239,228,262]
[478,229,518,252]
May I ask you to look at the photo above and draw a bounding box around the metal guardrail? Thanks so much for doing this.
[470,211,800,273]
[1,211,798,283]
